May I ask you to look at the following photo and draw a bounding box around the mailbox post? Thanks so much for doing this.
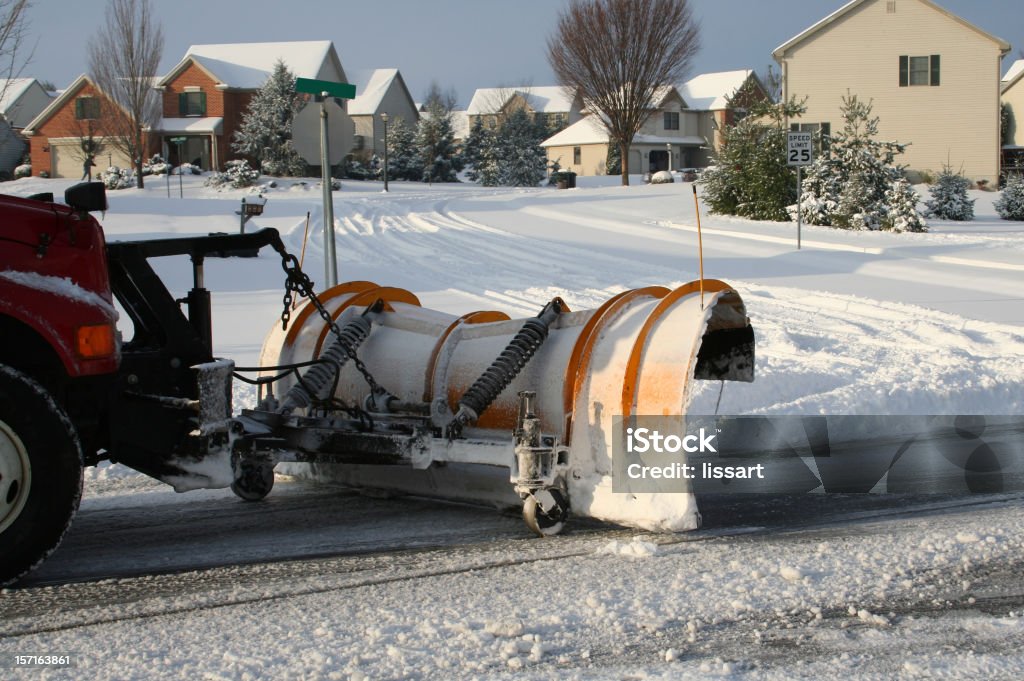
[295,77,357,289]
[236,195,267,234]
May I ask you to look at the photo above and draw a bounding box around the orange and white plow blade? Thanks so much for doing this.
[259,279,753,532]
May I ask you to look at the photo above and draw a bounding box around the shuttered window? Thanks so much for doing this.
[900,55,940,87]
[178,91,207,116]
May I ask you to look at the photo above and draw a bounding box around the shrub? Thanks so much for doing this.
[142,154,170,177]
[39,170,50,178]
[924,165,974,221]
[205,160,260,189]
[101,166,135,190]
[13,164,30,179]
[883,178,927,232]
[995,175,1024,221]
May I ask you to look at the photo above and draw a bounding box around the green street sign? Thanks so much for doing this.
[295,77,356,99]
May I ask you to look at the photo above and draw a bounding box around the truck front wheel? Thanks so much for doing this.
[0,364,83,586]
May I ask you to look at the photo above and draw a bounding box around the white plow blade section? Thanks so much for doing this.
[259,279,753,532]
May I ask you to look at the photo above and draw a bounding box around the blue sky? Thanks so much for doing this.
[25,0,1024,106]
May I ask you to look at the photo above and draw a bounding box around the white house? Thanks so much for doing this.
[348,69,418,157]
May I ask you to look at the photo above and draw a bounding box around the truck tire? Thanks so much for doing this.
[0,364,83,586]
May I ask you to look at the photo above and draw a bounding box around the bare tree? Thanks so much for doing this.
[548,0,699,185]
[0,1,33,105]
[423,81,458,113]
[87,0,163,188]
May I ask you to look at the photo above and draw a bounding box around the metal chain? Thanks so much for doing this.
[271,243,388,398]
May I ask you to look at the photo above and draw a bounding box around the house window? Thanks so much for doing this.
[75,96,100,120]
[573,146,581,165]
[899,55,940,87]
[663,111,680,131]
[178,91,207,116]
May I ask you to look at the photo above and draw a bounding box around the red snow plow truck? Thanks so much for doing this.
[1,183,755,586]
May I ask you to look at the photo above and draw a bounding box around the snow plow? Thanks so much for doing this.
[247,279,754,535]
[0,182,753,585]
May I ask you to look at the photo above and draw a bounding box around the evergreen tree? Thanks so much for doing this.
[883,178,927,232]
[700,97,806,221]
[232,59,307,177]
[496,109,547,187]
[385,117,422,181]
[925,165,975,221]
[605,143,621,175]
[462,118,492,183]
[794,95,907,230]
[416,102,463,183]
[995,175,1024,221]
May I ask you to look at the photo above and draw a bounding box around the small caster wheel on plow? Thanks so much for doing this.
[522,488,569,537]
[231,460,275,501]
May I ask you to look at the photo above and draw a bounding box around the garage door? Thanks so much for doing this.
[51,141,132,179]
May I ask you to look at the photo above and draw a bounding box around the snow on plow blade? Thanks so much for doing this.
[256,279,753,532]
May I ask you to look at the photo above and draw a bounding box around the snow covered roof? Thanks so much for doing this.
[541,116,704,148]
[0,78,38,113]
[1003,60,1024,92]
[158,41,341,90]
[678,70,756,110]
[466,86,577,115]
[772,0,1010,59]
[348,69,401,116]
[158,117,224,134]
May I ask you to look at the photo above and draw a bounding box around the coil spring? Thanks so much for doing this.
[281,315,372,412]
[450,299,564,436]
[459,318,549,419]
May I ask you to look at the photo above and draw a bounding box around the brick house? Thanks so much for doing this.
[154,40,353,171]
[23,74,156,178]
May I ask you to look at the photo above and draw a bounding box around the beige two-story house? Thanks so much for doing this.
[773,0,1010,186]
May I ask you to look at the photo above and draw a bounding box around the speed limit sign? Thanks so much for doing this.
[787,132,813,166]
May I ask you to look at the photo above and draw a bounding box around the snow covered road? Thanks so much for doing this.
[3,484,1023,679]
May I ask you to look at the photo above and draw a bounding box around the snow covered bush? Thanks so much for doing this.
[232,59,307,177]
[13,163,30,179]
[142,154,170,176]
[883,178,927,232]
[790,95,909,230]
[924,165,974,221]
[174,163,202,176]
[101,166,135,190]
[204,160,260,190]
[995,175,1024,221]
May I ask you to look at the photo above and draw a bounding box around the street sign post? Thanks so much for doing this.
[168,136,187,198]
[294,78,357,288]
[787,132,814,250]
